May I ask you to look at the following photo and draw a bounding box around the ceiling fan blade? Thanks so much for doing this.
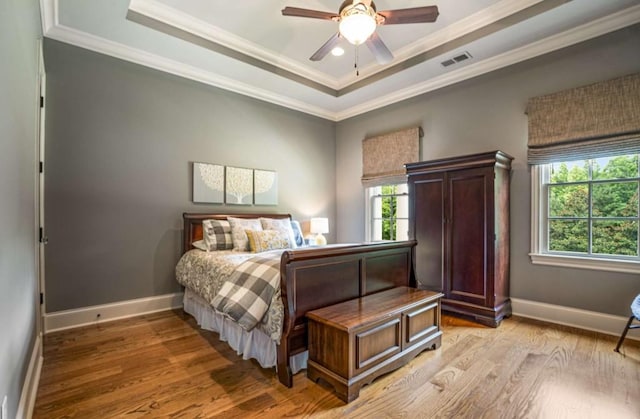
[378,6,439,25]
[310,33,342,61]
[365,32,393,64]
[281,7,338,20]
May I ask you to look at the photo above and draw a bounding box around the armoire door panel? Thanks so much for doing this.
[447,171,488,302]
[412,176,444,291]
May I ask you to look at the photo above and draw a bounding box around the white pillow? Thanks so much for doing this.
[192,240,208,251]
[227,217,262,251]
[260,217,297,249]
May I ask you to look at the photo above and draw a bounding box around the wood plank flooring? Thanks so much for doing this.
[34,310,640,418]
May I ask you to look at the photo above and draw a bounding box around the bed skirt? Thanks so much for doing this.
[183,288,307,374]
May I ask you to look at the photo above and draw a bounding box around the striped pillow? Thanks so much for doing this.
[202,219,233,251]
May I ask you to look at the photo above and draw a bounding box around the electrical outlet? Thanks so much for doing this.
[1,395,7,419]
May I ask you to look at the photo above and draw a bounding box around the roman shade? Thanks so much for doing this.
[362,127,422,186]
[526,72,640,164]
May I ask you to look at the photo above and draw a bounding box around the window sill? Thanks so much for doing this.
[529,253,640,274]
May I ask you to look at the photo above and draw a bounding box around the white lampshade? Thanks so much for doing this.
[310,217,329,234]
[339,6,376,45]
[310,217,329,246]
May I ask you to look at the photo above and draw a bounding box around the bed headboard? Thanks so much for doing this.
[182,212,292,254]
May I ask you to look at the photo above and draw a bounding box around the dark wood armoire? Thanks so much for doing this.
[406,150,513,327]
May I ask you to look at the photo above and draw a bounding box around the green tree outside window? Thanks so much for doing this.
[548,155,639,257]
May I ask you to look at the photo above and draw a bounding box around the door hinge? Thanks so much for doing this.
[39,227,43,243]
[40,293,44,305]
[39,161,43,173]
[40,96,44,108]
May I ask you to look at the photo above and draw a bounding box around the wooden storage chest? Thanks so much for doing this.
[306,286,443,402]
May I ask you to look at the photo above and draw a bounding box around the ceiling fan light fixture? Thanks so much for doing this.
[338,3,377,45]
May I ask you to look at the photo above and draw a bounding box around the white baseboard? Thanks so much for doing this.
[44,292,184,334]
[511,297,639,341]
[16,334,43,419]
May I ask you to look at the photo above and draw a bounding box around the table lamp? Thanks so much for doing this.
[310,217,329,246]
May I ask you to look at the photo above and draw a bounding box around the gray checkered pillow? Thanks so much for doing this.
[202,219,233,251]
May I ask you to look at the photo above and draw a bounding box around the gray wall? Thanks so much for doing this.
[336,25,640,317]
[44,24,640,317]
[44,39,336,312]
[0,0,41,417]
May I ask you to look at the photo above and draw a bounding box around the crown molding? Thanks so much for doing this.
[128,0,340,90]
[336,4,640,120]
[39,0,57,34]
[40,0,640,122]
[42,20,339,121]
[128,0,555,91]
[339,0,550,85]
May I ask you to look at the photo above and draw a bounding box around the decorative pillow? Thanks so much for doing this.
[290,220,305,247]
[191,240,208,251]
[227,217,262,251]
[245,229,290,253]
[260,217,297,249]
[202,219,233,251]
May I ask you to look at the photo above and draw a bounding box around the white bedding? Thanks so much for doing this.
[176,249,307,372]
[175,249,285,341]
[183,288,307,373]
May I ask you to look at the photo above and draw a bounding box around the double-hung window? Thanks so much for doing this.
[360,128,420,242]
[526,73,640,273]
[530,153,640,273]
[365,184,409,242]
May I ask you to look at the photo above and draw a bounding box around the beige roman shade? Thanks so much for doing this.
[526,72,640,164]
[362,127,422,186]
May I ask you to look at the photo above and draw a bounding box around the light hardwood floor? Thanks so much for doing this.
[34,309,640,418]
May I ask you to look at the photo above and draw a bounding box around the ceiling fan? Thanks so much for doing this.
[282,0,439,65]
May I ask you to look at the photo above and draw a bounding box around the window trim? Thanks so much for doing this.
[530,164,640,274]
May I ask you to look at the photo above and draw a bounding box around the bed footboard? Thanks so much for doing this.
[276,241,417,387]
[180,213,416,388]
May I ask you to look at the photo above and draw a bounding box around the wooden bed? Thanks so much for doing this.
[181,212,417,387]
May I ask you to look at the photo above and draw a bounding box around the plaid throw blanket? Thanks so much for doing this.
[211,252,281,331]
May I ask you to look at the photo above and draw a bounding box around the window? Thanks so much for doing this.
[531,153,640,273]
[366,184,409,242]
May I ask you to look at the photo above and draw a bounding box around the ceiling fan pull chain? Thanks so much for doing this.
[355,46,360,77]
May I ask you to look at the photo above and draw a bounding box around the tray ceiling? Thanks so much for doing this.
[41,0,640,121]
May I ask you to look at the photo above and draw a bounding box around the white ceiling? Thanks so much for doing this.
[41,0,640,121]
